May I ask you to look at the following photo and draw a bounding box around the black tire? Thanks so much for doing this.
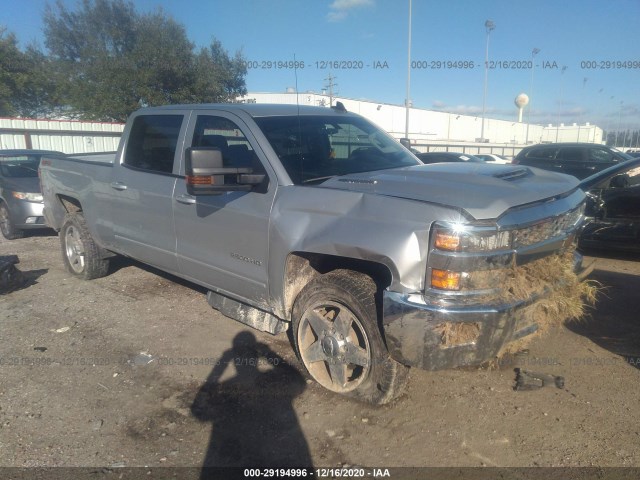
[60,213,109,280]
[0,202,25,240]
[292,269,408,405]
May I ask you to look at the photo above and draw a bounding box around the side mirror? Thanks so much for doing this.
[185,147,265,195]
[610,173,629,189]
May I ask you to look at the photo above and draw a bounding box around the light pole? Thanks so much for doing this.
[525,47,540,144]
[616,101,623,147]
[577,77,588,142]
[404,0,412,142]
[555,66,567,142]
[480,20,495,142]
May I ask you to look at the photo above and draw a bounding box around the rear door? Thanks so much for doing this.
[518,146,559,172]
[108,111,190,273]
[555,146,587,178]
[173,111,275,307]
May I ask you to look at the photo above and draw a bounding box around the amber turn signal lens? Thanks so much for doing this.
[434,231,461,251]
[186,175,212,185]
[431,269,461,290]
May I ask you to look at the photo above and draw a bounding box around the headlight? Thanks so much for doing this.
[433,223,511,253]
[12,191,43,202]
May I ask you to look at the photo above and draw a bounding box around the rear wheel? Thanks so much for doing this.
[292,269,408,405]
[60,213,109,279]
[0,203,24,240]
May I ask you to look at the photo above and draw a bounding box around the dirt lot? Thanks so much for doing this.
[1,232,639,474]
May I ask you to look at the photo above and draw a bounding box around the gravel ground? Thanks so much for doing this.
[1,232,639,474]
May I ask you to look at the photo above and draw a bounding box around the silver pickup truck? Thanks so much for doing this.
[40,103,589,404]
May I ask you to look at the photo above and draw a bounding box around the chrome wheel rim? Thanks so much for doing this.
[297,301,371,393]
[64,225,85,273]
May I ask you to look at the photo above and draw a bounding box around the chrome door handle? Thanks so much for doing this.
[110,182,127,191]
[175,194,196,205]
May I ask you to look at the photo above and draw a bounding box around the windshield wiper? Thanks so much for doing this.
[301,175,337,185]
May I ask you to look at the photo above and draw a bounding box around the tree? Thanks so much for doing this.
[0,28,28,116]
[43,0,247,122]
[191,40,247,103]
[0,28,57,118]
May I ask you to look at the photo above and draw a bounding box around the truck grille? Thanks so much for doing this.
[511,205,583,248]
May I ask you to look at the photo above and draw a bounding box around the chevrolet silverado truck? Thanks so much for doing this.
[40,103,590,404]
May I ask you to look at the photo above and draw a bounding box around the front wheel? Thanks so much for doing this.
[60,213,109,280]
[0,203,24,240]
[292,270,408,405]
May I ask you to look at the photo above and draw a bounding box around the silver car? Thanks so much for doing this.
[0,149,63,239]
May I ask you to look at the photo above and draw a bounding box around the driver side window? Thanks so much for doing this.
[192,115,264,174]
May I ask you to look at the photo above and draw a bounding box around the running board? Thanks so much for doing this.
[206,290,289,335]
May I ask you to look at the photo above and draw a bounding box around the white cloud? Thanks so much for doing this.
[327,0,374,22]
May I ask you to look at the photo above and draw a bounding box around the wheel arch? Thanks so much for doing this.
[282,252,394,322]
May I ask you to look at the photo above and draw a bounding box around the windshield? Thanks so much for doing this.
[0,155,41,178]
[611,148,634,161]
[254,115,421,184]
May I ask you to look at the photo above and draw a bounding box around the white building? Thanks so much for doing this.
[239,92,603,150]
[0,117,123,153]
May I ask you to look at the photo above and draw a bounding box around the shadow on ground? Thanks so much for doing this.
[191,331,312,477]
[566,268,640,370]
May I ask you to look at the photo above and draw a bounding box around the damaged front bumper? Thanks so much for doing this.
[382,183,594,371]
[382,250,594,370]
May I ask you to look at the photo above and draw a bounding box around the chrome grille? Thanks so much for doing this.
[512,206,583,248]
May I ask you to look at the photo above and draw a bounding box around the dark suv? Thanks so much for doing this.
[513,143,633,179]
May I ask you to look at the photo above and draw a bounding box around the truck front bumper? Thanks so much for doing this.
[382,251,594,370]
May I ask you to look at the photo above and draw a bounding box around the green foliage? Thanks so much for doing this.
[0,28,28,116]
[2,0,247,121]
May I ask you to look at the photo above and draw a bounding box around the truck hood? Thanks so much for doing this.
[318,163,580,220]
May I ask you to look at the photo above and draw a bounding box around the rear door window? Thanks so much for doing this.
[124,115,184,174]
[526,147,557,160]
[557,147,585,162]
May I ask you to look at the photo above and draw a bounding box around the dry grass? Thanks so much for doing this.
[434,322,481,347]
[495,250,600,360]
[432,250,600,358]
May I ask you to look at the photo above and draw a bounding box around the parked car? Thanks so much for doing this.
[475,153,511,164]
[513,142,633,180]
[415,151,484,164]
[0,149,64,239]
[579,158,640,253]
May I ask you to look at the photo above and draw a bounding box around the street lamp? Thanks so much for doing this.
[616,101,623,147]
[555,66,567,142]
[525,47,540,143]
[480,19,495,143]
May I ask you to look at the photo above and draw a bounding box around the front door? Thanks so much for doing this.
[173,112,275,307]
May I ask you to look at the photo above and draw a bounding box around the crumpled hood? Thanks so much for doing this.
[318,163,580,220]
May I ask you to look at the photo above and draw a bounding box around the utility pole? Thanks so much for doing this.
[405,0,412,142]
[324,74,338,107]
[525,47,540,144]
[480,20,495,142]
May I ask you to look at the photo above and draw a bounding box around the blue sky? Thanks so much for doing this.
[2,0,639,131]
